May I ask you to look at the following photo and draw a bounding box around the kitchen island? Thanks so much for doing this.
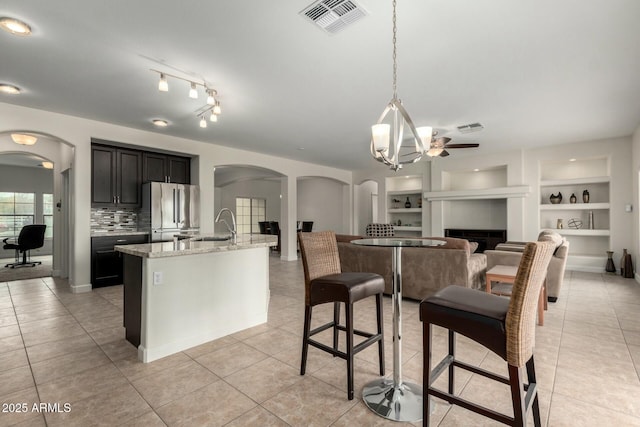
[115,234,277,362]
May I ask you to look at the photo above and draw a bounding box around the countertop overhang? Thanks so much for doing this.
[91,230,149,237]
[115,234,277,258]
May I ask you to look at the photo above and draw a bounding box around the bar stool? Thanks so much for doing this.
[420,242,555,426]
[298,231,385,400]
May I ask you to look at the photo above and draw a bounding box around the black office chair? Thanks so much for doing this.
[3,224,47,268]
[301,221,314,232]
[258,221,271,235]
[269,221,280,252]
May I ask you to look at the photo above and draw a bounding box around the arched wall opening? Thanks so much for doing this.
[0,132,75,281]
[354,179,379,236]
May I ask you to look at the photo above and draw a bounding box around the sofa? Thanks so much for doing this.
[484,230,570,302]
[336,234,487,301]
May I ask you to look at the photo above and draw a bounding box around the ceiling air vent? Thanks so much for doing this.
[300,0,368,35]
[457,122,484,134]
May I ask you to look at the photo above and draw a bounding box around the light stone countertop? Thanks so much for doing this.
[90,230,149,237]
[114,233,277,258]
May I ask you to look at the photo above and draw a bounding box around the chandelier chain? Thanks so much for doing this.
[392,0,397,100]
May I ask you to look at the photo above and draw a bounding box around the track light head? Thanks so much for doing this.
[158,73,169,92]
[210,112,218,122]
[199,115,207,128]
[206,90,215,105]
[213,101,221,115]
[189,82,198,99]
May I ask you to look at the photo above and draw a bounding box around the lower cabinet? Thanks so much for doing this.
[91,234,148,288]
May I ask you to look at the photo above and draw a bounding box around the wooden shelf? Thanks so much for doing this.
[540,176,609,187]
[388,208,422,213]
[540,203,609,211]
[557,229,610,236]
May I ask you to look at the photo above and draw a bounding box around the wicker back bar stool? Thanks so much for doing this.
[420,241,555,426]
[298,231,385,400]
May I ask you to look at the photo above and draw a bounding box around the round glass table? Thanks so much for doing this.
[352,238,445,422]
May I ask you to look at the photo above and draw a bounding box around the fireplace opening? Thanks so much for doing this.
[444,229,507,253]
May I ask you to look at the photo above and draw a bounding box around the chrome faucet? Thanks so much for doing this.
[215,208,237,244]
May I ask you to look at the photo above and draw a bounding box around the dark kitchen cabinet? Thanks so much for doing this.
[143,152,190,184]
[91,234,148,288]
[91,145,142,207]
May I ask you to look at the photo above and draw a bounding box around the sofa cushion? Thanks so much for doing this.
[469,241,479,253]
[537,230,565,253]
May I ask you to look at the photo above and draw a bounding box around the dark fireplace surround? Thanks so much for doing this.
[444,229,507,253]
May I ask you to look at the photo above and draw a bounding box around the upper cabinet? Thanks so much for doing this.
[91,145,142,207]
[142,152,190,184]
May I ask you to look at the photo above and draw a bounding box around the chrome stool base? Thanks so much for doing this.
[362,378,423,422]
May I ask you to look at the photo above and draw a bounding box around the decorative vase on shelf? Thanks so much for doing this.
[392,198,400,209]
[417,198,422,208]
[550,192,562,204]
[605,251,616,273]
[588,211,594,229]
[556,219,563,229]
[405,197,411,208]
[623,250,634,278]
[583,190,590,203]
[570,193,577,203]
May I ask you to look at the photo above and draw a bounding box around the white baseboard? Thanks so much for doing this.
[70,283,92,293]
[565,265,605,273]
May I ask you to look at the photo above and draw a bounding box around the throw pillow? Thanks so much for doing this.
[468,241,479,253]
[537,230,564,249]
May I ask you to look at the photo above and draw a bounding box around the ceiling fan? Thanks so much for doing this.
[428,133,480,157]
[399,131,480,158]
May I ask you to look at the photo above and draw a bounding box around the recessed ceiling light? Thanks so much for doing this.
[298,147,305,150]
[569,158,577,162]
[41,161,53,169]
[152,119,168,127]
[0,83,21,94]
[0,17,32,36]
[473,168,480,172]
[11,133,37,145]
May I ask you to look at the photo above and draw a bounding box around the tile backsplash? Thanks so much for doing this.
[91,207,139,232]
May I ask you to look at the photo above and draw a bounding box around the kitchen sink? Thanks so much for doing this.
[192,236,230,242]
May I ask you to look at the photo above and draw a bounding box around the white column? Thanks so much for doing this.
[280,176,297,261]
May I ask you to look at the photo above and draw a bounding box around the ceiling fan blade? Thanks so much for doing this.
[439,150,450,157]
[446,143,480,149]
[436,137,452,145]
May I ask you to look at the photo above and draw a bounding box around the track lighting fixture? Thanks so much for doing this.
[151,69,223,128]
[158,73,169,92]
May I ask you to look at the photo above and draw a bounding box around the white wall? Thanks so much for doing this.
[0,164,53,257]
[215,179,281,233]
[443,199,507,230]
[297,177,347,233]
[631,123,640,282]
[354,180,378,235]
[0,102,352,290]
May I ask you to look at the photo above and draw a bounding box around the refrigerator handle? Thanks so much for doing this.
[172,188,176,224]
[177,189,181,224]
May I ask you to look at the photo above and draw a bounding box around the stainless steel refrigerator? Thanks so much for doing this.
[142,182,200,242]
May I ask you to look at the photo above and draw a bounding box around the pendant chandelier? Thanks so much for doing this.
[370,0,432,171]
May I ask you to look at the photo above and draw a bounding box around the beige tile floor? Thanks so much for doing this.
[1,255,640,426]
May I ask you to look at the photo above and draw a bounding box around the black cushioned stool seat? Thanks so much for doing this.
[309,272,384,306]
[421,286,509,361]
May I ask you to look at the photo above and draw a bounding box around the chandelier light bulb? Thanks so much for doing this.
[189,82,198,99]
[371,124,390,153]
[199,116,207,128]
[212,101,221,115]
[210,112,218,122]
[158,73,169,92]
[206,90,215,105]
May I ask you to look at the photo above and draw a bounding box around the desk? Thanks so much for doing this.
[352,238,445,422]
[485,264,547,326]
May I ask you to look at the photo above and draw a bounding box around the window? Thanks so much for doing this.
[0,192,35,238]
[235,197,266,234]
[43,193,53,238]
